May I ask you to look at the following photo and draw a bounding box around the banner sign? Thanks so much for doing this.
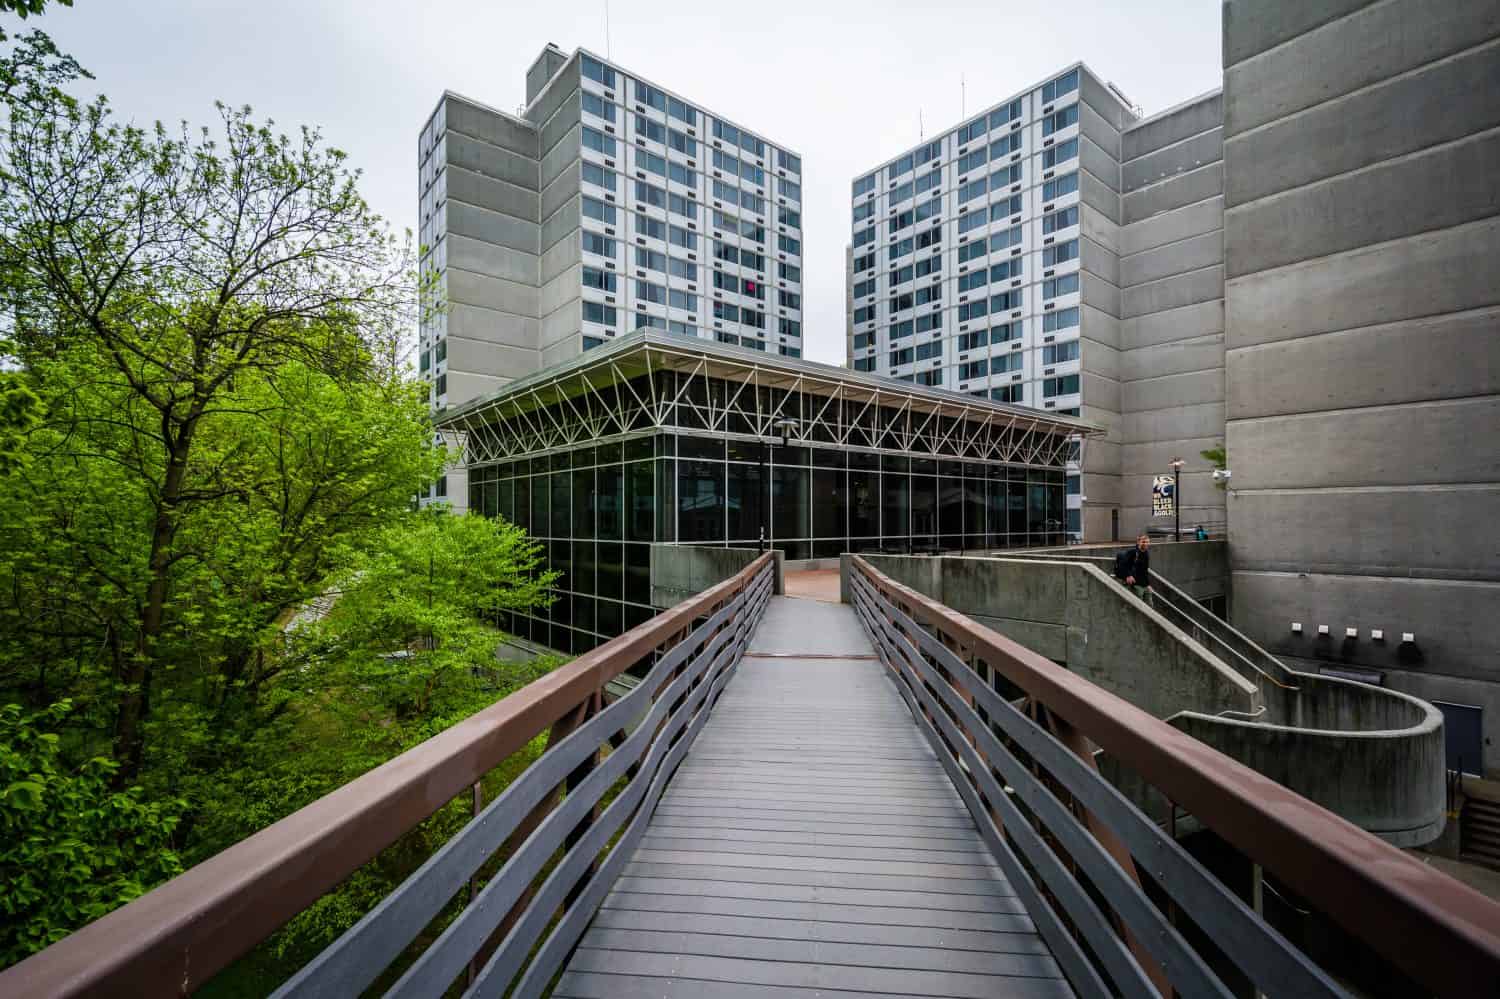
[1152,475,1176,517]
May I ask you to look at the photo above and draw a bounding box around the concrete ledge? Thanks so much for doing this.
[978,546,1446,840]
[650,545,781,607]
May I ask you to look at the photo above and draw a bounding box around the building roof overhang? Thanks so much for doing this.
[436,330,1103,443]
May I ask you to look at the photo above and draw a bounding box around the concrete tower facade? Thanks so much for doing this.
[419,44,806,507]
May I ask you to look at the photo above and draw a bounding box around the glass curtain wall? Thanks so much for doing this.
[470,430,1066,649]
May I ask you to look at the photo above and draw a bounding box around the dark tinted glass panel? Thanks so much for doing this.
[849,472,879,537]
[483,481,499,519]
[551,539,572,591]
[573,596,596,636]
[551,590,572,628]
[550,472,570,538]
[532,475,549,536]
[1029,482,1047,535]
[1008,481,1027,533]
[965,477,985,538]
[912,458,937,476]
[573,541,596,596]
[625,543,650,598]
[597,441,623,464]
[598,542,624,601]
[911,476,937,539]
[812,448,846,469]
[938,476,963,536]
[597,463,623,540]
[678,435,725,460]
[726,439,761,462]
[655,459,676,542]
[572,467,595,538]
[514,477,531,533]
[627,461,655,542]
[881,455,909,473]
[625,603,655,630]
[596,599,622,637]
[849,451,880,471]
[987,479,1006,546]
[773,445,809,467]
[772,466,808,540]
[812,469,843,539]
[677,460,724,542]
[726,461,764,542]
[882,473,909,538]
[498,478,513,522]
[624,436,653,462]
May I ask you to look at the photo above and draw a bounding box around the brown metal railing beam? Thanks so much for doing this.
[851,556,1500,997]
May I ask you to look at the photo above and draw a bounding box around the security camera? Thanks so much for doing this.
[1211,469,1232,482]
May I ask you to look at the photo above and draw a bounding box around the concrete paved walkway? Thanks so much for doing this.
[556,596,1070,998]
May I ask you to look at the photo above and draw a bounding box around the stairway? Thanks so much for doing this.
[1462,791,1500,872]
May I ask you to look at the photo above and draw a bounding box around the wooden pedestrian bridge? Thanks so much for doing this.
[5,555,1500,997]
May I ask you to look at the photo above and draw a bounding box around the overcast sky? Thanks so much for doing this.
[31,0,1221,365]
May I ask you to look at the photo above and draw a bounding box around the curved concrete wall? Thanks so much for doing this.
[1173,679,1445,847]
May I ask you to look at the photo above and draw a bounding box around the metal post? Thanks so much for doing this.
[1175,464,1182,542]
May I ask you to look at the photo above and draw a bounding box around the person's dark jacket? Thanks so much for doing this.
[1114,546,1150,584]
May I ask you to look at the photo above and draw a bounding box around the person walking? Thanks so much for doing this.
[1114,533,1151,599]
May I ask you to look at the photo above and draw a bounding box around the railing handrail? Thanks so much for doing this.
[850,555,1500,996]
[0,553,776,998]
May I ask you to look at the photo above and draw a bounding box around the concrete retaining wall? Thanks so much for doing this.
[1014,539,1228,601]
[843,551,1445,844]
[649,545,781,608]
[850,553,1254,722]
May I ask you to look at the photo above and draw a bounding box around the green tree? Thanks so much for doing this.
[0,4,565,978]
[0,370,38,473]
[0,87,424,780]
[0,699,184,965]
[182,511,559,970]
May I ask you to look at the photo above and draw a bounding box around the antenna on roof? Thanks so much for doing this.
[961,73,966,119]
[918,109,923,140]
[604,0,612,60]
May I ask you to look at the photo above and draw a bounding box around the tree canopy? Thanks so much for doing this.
[0,5,561,981]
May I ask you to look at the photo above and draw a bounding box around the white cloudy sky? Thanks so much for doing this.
[32,0,1221,365]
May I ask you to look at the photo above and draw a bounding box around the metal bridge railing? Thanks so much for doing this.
[0,554,775,998]
[848,555,1500,998]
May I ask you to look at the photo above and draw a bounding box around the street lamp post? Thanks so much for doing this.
[1168,457,1185,540]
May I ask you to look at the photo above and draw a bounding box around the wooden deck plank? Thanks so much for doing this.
[563,596,1071,997]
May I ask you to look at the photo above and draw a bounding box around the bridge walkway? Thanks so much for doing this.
[556,595,1070,998]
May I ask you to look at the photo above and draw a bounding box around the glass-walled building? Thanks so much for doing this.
[441,332,1096,652]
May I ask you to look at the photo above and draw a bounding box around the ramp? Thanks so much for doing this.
[557,596,1070,998]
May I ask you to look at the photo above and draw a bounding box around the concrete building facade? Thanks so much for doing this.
[419,44,806,507]
[847,0,1499,768]
[1117,89,1227,536]
[846,65,1142,542]
[1221,0,1500,770]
